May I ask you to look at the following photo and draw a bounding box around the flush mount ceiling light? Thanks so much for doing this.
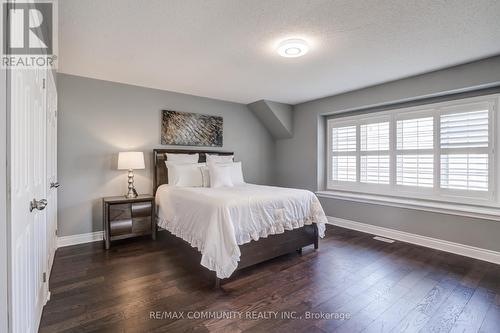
[277,39,309,58]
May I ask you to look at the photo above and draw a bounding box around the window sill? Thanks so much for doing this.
[315,190,500,221]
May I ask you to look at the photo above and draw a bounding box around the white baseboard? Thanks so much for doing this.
[57,231,104,248]
[327,216,500,265]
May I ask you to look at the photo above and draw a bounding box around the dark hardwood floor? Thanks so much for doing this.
[39,225,500,333]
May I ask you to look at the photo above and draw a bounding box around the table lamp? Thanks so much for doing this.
[117,151,145,198]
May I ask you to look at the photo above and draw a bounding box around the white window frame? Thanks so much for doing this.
[326,93,499,208]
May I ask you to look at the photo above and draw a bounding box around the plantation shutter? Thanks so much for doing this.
[440,109,489,191]
[396,116,434,187]
[331,125,357,182]
[360,121,390,184]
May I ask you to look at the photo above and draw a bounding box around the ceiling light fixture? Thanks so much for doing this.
[277,39,309,58]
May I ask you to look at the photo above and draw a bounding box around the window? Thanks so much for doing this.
[360,121,389,184]
[326,95,498,206]
[396,116,434,187]
[440,108,490,192]
[330,126,356,182]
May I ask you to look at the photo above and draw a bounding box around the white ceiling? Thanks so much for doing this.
[58,0,500,105]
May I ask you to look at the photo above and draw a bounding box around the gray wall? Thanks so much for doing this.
[264,100,293,138]
[276,56,500,252]
[247,100,293,139]
[57,73,275,237]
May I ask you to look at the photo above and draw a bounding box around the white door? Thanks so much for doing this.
[9,66,48,333]
[46,72,58,274]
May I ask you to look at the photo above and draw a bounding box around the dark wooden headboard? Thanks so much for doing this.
[153,149,234,194]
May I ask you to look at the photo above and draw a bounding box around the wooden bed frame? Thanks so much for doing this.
[153,149,319,288]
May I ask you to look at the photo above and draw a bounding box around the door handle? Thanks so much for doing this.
[30,199,48,212]
[50,182,60,189]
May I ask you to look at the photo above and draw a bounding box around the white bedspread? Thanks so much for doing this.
[156,184,327,278]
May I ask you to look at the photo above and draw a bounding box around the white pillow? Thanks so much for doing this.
[166,153,199,164]
[208,163,234,188]
[165,161,186,184]
[166,163,204,187]
[206,154,234,164]
[200,162,244,187]
[200,165,210,187]
[227,161,245,185]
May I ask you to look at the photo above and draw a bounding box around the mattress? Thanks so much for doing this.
[155,183,327,278]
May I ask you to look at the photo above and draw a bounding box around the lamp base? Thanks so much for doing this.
[125,169,138,198]
[124,188,138,199]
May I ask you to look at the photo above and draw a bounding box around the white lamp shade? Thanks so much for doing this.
[117,152,145,170]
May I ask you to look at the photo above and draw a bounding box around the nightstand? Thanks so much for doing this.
[102,194,156,249]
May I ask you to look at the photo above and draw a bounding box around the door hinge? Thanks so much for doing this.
[55,229,58,236]
[42,272,47,283]
[42,78,46,89]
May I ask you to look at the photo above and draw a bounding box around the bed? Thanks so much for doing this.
[153,149,327,287]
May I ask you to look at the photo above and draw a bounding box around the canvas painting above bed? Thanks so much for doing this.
[161,110,223,147]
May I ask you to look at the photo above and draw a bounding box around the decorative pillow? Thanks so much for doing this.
[208,163,234,188]
[165,163,204,187]
[166,153,199,164]
[206,154,234,164]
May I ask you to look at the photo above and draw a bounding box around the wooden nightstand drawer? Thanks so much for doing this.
[103,195,156,249]
[132,216,151,233]
[109,203,131,220]
[110,219,133,236]
[131,201,152,217]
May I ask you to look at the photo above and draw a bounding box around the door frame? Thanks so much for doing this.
[1,65,10,333]
[1,2,9,331]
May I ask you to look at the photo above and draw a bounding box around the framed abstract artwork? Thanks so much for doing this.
[161,110,223,147]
